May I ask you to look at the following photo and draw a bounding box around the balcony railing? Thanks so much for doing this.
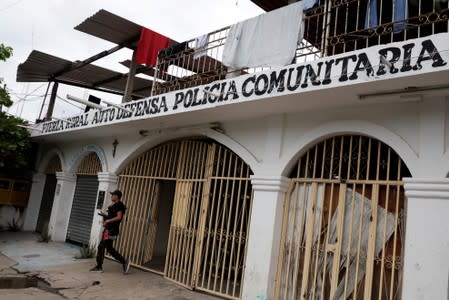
[150,0,449,96]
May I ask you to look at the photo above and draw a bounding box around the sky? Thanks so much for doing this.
[0,0,263,122]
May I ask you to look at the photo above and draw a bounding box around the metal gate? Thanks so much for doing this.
[36,155,62,233]
[36,174,57,233]
[66,153,102,245]
[276,135,411,300]
[113,139,253,299]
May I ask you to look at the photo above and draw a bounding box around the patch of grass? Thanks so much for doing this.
[7,218,21,232]
[75,244,96,259]
[38,223,51,243]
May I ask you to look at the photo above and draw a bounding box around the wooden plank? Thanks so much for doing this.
[363,184,379,300]
[300,183,318,299]
[274,181,294,299]
[191,144,215,287]
[329,183,347,298]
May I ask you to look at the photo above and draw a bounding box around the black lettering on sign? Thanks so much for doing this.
[302,62,323,88]
[173,92,184,110]
[378,47,401,75]
[322,59,335,85]
[287,66,305,91]
[349,53,374,80]
[335,55,357,82]
[242,75,256,97]
[414,39,447,70]
[255,74,269,96]
[268,69,286,94]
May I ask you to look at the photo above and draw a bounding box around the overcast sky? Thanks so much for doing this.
[0,0,263,122]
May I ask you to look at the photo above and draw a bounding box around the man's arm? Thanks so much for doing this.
[104,211,123,225]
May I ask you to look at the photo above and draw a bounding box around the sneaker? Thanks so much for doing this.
[123,260,130,274]
[89,266,104,273]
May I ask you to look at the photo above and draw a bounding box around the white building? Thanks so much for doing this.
[20,1,449,299]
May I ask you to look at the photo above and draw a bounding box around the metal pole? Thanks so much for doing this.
[45,82,58,121]
[122,50,138,103]
[38,81,51,121]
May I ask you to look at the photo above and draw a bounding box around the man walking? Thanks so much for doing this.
[90,189,130,274]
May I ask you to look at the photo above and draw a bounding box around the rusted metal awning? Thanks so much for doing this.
[74,9,142,49]
[17,50,152,98]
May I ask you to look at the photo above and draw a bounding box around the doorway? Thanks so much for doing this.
[144,180,175,273]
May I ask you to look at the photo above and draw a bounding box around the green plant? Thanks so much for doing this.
[76,244,96,259]
[7,217,21,232]
[38,223,51,243]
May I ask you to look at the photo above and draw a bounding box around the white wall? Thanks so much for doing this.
[32,93,449,299]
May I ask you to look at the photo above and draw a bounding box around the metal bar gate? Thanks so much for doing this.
[276,135,410,300]
[112,139,253,299]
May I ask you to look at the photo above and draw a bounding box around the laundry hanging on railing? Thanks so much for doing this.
[222,1,304,68]
[135,27,170,67]
[303,0,320,10]
[364,0,378,29]
[393,0,408,32]
[194,34,209,60]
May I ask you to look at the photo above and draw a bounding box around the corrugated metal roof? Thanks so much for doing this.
[74,9,142,48]
[17,50,152,98]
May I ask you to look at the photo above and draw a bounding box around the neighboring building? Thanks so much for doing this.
[20,1,449,299]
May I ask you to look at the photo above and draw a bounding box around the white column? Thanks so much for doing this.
[23,172,47,231]
[402,178,449,300]
[242,175,290,300]
[89,172,118,247]
[48,172,76,241]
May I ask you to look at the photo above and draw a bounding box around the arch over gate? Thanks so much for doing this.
[113,128,260,175]
[36,154,63,233]
[66,151,103,245]
[112,138,253,299]
[37,148,66,173]
[69,144,107,174]
[276,135,412,300]
[280,120,418,177]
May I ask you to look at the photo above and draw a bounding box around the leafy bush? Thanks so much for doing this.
[76,244,96,259]
[7,217,21,231]
[38,223,51,243]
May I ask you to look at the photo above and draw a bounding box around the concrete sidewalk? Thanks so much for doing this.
[0,232,219,300]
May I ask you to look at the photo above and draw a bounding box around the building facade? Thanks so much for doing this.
[22,1,449,299]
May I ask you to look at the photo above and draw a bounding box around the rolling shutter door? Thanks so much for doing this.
[36,174,57,233]
[66,175,99,245]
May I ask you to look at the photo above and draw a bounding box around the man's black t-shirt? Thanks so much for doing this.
[105,201,126,236]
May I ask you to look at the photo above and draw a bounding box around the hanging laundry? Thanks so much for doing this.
[194,34,209,60]
[393,0,408,32]
[364,0,378,29]
[135,27,170,67]
[158,41,187,59]
[303,0,319,10]
[223,1,304,68]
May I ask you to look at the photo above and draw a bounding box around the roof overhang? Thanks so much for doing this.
[17,50,153,98]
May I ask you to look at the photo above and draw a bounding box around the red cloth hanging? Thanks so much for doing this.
[135,27,170,67]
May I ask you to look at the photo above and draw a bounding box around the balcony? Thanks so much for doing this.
[150,0,449,96]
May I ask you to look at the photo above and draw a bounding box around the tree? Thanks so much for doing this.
[0,44,13,108]
[0,44,31,170]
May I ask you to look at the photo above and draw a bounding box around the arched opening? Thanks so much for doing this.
[66,152,102,245]
[111,138,253,299]
[36,155,62,233]
[276,135,411,300]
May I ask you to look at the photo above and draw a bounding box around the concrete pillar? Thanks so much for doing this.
[402,178,449,300]
[89,172,118,247]
[23,172,47,231]
[242,175,290,300]
[48,172,76,241]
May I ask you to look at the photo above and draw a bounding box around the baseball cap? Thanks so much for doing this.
[110,190,122,198]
